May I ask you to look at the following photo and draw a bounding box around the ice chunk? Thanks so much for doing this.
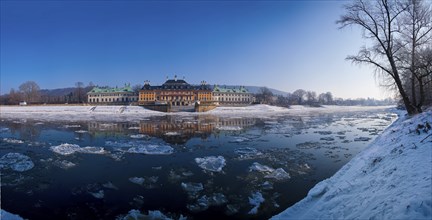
[0,209,24,220]
[265,168,291,180]
[102,181,118,190]
[117,209,174,220]
[50,143,81,155]
[79,146,107,154]
[54,160,76,169]
[248,192,265,214]
[127,144,174,155]
[164,132,180,136]
[130,134,148,139]
[195,156,226,172]
[207,193,228,206]
[0,127,10,132]
[249,162,275,173]
[230,137,250,143]
[51,144,107,155]
[217,126,242,131]
[2,138,24,144]
[315,131,332,135]
[64,125,81,128]
[187,195,210,212]
[128,126,141,130]
[89,190,104,199]
[129,177,145,185]
[0,153,34,172]
[261,181,274,190]
[181,182,204,193]
[75,130,88,133]
[235,147,263,159]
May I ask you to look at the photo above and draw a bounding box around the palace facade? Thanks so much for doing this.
[212,85,253,106]
[139,76,212,106]
[87,84,138,104]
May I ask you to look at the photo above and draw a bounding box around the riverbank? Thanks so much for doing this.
[272,109,432,219]
[0,104,393,122]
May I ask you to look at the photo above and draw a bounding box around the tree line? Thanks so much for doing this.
[1,81,95,105]
[255,87,395,107]
[338,0,432,115]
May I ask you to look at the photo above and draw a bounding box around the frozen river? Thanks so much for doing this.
[0,106,397,219]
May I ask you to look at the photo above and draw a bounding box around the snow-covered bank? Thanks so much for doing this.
[0,105,393,121]
[272,110,432,219]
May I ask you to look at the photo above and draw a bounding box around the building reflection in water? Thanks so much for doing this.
[87,115,256,144]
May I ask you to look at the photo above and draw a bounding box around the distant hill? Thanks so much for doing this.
[215,85,289,96]
[39,87,77,96]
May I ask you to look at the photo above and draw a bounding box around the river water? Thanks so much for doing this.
[0,107,397,219]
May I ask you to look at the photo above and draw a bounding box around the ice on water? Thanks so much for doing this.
[51,143,107,155]
[181,182,204,193]
[235,147,263,159]
[195,156,226,172]
[248,192,265,214]
[265,168,291,180]
[249,162,275,173]
[127,144,174,155]
[2,138,24,144]
[0,153,34,172]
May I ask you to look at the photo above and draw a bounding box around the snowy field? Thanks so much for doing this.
[272,110,432,219]
[0,104,393,121]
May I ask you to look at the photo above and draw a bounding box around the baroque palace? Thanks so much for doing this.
[87,76,253,112]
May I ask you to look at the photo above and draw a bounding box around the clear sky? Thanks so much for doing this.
[0,0,388,99]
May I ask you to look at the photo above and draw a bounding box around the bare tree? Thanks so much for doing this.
[19,81,40,103]
[306,91,317,105]
[337,0,418,115]
[292,89,307,105]
[257,87,274,104]
[8,88,22,104]
[398,0,432,111]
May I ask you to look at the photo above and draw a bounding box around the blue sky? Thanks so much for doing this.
[1,0,386,99]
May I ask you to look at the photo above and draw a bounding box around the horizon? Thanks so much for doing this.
[1,1,389,99]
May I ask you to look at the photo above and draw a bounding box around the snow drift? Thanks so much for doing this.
[272,110,432,219]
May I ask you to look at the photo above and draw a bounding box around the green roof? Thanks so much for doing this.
[88,83,134,94]
[212,85,249,93]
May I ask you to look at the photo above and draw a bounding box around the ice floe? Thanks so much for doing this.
[130,134,149,139]
[181,182,204,196]
[51,143,81,155]
[129,177,145,185]
[187,193,228,212]
[89,190,104,199]
[248,192,265,214]
[51,144,108,155]
[117,209,180,220]
[265,168,291,180]
[2,138,24,144]
[54,160,76,169]
[0,153,34,172]
[127,144,174,155]
[249,162,274,173]
[195,156,226,172]
[74,130,88,133]
[217,126,243,131]
[102,181,118,190]
[165,132,181,136]
[235,147,263,159]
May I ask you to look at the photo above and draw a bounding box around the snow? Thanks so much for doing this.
[272,110,432,220]
[0,153,34,172]
[0,210,24,220]
[195,156,226,172]
[0,105,393,121]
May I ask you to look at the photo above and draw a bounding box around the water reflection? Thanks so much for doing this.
[87,115,257,144]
